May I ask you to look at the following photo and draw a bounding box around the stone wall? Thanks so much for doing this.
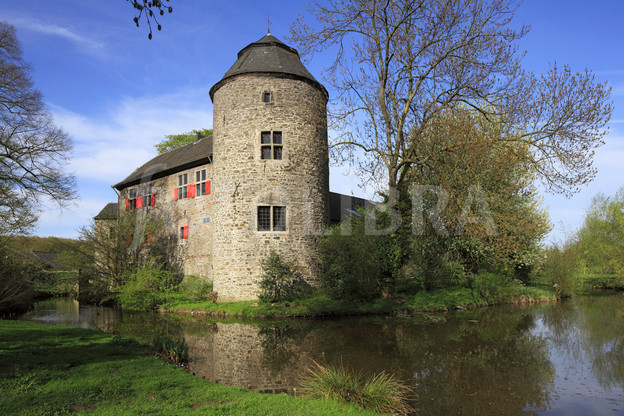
[117,161,214,280]
[211,74,330,301]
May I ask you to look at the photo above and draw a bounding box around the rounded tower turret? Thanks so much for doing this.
[209,34,329,301]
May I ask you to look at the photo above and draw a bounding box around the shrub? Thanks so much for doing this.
[422,258,467,290]
[179,276,213,300]
[117,264,180,311]
[472,270,517,304]
[300,361,413,415]
[152,334,189,365]
[541,246,580,298]
[258,251,311,303]
[317,212,402,302]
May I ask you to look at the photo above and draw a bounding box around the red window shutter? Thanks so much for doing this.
[136,197,143,208]
[187,184,195,198]
[174,188,178,201]
[151,194,155,206]
[125,199,129,210]
[183,226,189,239]
[206,181,211,195]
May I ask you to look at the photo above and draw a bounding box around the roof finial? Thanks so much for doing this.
[267,14,271,35]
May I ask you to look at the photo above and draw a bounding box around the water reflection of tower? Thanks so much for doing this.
[186,323,310,393]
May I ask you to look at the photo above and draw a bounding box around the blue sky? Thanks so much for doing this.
[1,0,623,243]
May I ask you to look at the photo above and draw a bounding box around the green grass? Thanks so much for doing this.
[164,284,555,320]
[578,274,624,290]
[0,320,378,415]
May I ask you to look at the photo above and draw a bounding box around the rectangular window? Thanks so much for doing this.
[257,206,271,231]
[260,131,283,160]
[263,92,271,103]
[257,206,286,232]
[176,174,189,200]
[196,169,206,182]
[194,169,209,196]
[127,188,137,210]
[127,185,154,209]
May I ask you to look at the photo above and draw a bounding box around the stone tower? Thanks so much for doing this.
[209,34,330,301]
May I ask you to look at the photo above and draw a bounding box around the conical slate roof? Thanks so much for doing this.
[209,34,327,100]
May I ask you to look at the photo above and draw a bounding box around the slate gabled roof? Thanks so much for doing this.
[94,202,119,220]
[113,136,213,191]
[209,34,327,100]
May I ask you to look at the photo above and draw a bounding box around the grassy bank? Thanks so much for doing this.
[578,274,624,290]
[164,285,555,320]
[0,320,376,416]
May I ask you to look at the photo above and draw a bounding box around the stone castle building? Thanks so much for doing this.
[96,34,365,301]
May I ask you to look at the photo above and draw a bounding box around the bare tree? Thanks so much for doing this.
[127,0,174,39]
[289,0,612,201]
[0,21,76,236]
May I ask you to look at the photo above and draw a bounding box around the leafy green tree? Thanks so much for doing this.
[575,187,624,275]
[0,22,76,236]
[154,128,212,154]
[408,108,551,285]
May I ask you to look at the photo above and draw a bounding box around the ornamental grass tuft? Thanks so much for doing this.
[300,361,414,415]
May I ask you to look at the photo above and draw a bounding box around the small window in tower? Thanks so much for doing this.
[260,131,283,160]
[257,206,286,232]
[263,92,272,103]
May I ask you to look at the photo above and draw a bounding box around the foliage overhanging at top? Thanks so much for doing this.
[127,0,173,39]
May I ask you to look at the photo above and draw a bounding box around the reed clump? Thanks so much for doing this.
[151,334,189,366]
[300,361,414,415]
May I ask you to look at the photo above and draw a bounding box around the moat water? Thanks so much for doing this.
[16,292,624,415]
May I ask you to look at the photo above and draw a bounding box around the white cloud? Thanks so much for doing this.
[32,87,214,238]
[11,16,105,54]
[52,87,213,182]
